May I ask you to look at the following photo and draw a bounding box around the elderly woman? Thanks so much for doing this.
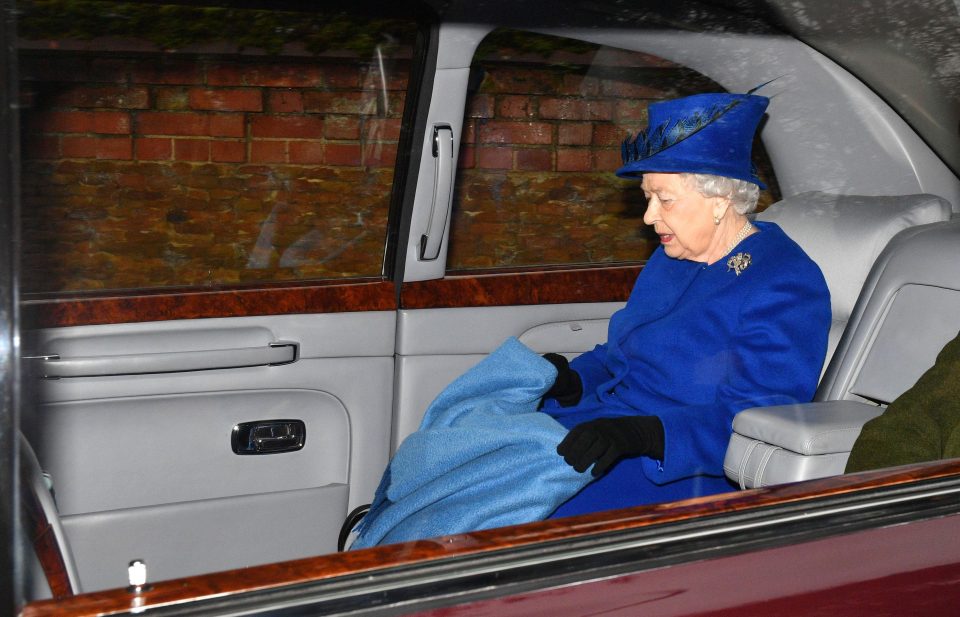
[352,91,831,548]
[541,91,831,517]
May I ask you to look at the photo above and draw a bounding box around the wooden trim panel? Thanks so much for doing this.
[400,265,642,309]
[21,279,397,328]
[21,460,960,617]
[22,265,642,328]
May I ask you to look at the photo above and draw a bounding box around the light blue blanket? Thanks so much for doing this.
[351,337,593,549]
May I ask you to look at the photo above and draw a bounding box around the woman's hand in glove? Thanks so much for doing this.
[541,353,583,407]
[557,415,664,476]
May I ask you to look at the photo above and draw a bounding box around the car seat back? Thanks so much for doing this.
[817,218,960,403]
[756,191,952,373]
[725,196,957,488]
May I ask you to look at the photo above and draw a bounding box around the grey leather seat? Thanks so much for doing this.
[724,192,957,488]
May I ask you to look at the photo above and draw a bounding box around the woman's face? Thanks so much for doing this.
[641,173,726,262]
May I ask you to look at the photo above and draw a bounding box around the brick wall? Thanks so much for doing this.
[447,52,736,270]
[20,51,405,292]
[20,43,779,293]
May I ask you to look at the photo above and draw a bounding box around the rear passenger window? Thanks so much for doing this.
[447,30,780,272]
[18,0,417,293]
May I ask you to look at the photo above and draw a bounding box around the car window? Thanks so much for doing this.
[17,0,417,294]
[446,29,781,272]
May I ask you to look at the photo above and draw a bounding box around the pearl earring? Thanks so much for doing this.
[713,215,721,225]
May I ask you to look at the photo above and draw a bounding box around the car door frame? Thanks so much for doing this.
[1,0,25,609]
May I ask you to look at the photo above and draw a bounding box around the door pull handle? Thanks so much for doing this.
[419,123,454,261]
[232,420,306,455]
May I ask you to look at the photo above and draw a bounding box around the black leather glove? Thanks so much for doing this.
[557,415,664,477]
[541,353,583,407]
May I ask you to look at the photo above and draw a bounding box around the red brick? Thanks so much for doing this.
[211,140,246,163]
[117,172,146,189]
[324,144,362,166]
[62,136,132,160]
[29,111,86,134]
[174,139,210,162]
[560,74,600,96]
[600,80,667,98]
[539,97,584,119]
[209,114,245,138]
[33,111,129,135]
[557,149,592,172]
[155,87,191,111]
[138,112,207,136]
[596,49,677,68]
[466,94,494,119]
[268,90,304,113]
[322,65,361,89]
[461,120,477,144]
[135,138,172,160]
[250,141,286,163]
[362,118,401,141]
[251,115,323,139]
[205,64,246,86]
[188,88,263,112]
[93,112,131,135]
[559,123,593,146]
[138,112,245,138]
[615,99,648,122]
[457,145,476,169]
[593,149,621,171]
[483,68,561,95]
[288,141,324,164]
[593,124,630,147]
[540,98,613,121]
[302,91,376,115]
[363,143,398,168]
[478,121,553,145]
[324,115,361,140]
[476,146,513,169]
[516,148,552,171]
[54,86,149,109]
[497,95,537,119]
[208,64,326,88]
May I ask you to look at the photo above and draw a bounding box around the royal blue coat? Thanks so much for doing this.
[545,221,831,517]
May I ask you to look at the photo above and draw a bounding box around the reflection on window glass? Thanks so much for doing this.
[447,30,780,271]
[18,0,416,293]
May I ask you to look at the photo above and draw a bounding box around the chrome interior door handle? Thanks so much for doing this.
[419,123,454,261]
[31,341,299,378]
[232,420,306,455]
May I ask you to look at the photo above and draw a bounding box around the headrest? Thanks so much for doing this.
[757,192,952,321]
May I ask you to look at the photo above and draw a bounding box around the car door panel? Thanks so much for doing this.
[22,310,396,593]
[392,304,619,450]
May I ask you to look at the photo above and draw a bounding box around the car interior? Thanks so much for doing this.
[12,0,960,606]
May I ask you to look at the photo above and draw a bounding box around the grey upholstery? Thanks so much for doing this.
[757,191,952,366]
[725,401,884,488]
[725,195,957,489]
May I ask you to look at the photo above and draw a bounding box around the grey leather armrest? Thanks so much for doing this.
[724,400,885,489]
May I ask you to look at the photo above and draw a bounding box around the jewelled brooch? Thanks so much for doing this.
[727,252,752,276]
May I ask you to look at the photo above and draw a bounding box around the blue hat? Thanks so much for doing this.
[616,92,769,189]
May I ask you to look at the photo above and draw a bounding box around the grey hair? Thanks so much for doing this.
[679,173,760,215]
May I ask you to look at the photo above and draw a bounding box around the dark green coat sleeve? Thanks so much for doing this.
[845,330,960,473]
